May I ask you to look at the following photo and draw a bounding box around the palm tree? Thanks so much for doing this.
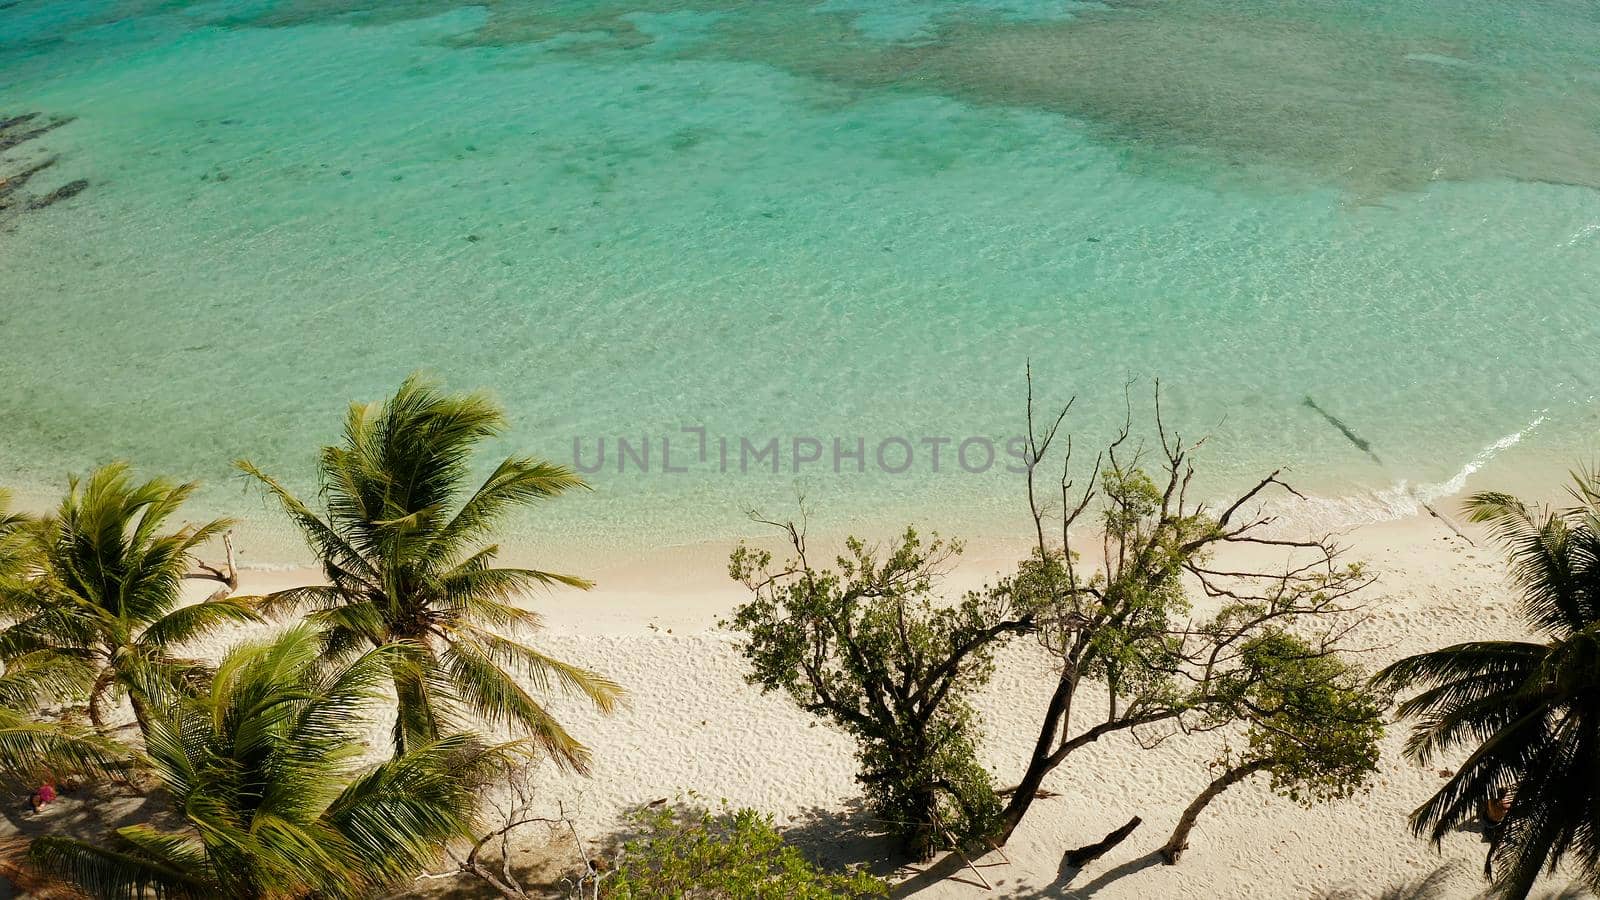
[0,464,258,730]
[1,496,120,781]
[0,650,130,786]
[237,374,620,765]
[1374,475,1600,899]
[30,625,490,899]
[0,488,33,582]
[0,491,130,786]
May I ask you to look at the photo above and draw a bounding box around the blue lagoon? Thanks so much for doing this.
[2,0,1598,560]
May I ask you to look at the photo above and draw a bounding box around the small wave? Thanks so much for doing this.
[238,561,316,573]
[1412,412,1547,505]
[1264,412,1549,532]
[1565,223,1599,247]
[1403,52,1472,69]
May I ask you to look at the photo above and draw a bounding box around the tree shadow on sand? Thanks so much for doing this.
[892,849,1020,896]
[780,799,901,879]
[0,781,171,845]
[784,800,1025,895]
[784,801,1159,897]
[990,848,1165,899]
[0,783,174,900]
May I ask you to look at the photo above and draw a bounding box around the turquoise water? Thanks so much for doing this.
[2,0,1598,561]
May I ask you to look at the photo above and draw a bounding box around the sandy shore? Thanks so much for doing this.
[186,504,1563,899]
[12,500,1577,898]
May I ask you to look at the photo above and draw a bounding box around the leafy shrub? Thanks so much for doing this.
[727,529,1036,858]
[604,800,888,899]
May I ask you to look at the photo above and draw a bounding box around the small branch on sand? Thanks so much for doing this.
[423,765,607,900]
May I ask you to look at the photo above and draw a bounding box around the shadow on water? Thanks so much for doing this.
[0,112,89,232]
[1303,395,1383,467]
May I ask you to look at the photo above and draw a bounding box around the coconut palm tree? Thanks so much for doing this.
[0,650,129,786]
[1374,475,1600,899]
[0,488,33,582]
[30,624,490,899]
[236,374,619,765]
[0,492,128,785]
[0,464,258,730]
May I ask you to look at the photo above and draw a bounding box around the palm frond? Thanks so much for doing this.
[1375,641,1548,692]
[233,460,377,583]
[138,598,262,651]
[0,710,133,785]
[440,639,590,772]
[30,834,210,899]
[455,625,622,713]
[439,551,592,607]
[1465,490,1598,636]
[0,651,97,708]
[1409,703,1553,842]
[322,733,481,893]
[432,456,588,560]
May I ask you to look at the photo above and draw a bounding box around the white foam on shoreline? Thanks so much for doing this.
[1267,411,1550,533]
[237,561,315,573]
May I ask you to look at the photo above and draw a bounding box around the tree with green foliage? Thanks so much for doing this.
[727,521,1038,859]
[30,624,496,899]
[996,380,1371,848]
[0,650,130,787]
[604,799,888,899]
[1159,631,1385,863]
[1375,475,1600,899]
[0,464,255,730]
[237,374,621,764]
[0,489,33,586]
[0,495,125,785]
[726,379,1375,865]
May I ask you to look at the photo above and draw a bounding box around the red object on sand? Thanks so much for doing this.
[36,784,56,805]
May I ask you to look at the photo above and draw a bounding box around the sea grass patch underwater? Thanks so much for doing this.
[21,0,1600,194]
[9,0,1594,195]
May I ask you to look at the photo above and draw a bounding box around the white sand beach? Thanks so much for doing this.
[90,503,1563,899]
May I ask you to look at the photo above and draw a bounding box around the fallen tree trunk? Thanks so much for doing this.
[1065,815,1142,868]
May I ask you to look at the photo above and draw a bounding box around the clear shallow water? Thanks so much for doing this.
[1,0,1598,561]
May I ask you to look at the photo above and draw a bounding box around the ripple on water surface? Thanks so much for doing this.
[0,0,1597,559]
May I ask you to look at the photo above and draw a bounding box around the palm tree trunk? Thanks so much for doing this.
[128,690,152,735]
[87,668,116,732]
[1160,758,1274,864]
